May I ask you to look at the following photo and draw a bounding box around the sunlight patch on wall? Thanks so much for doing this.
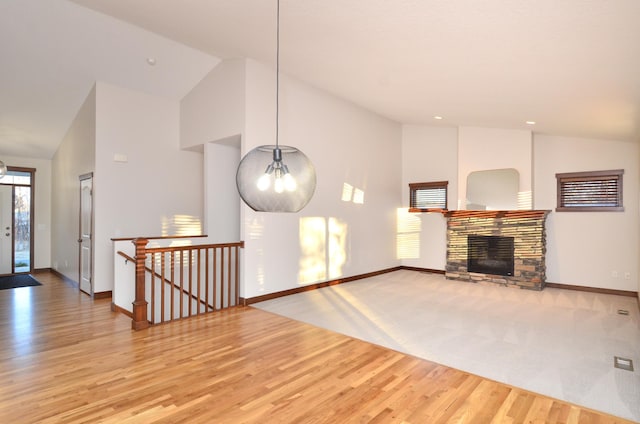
[299,217,327,283]
[161,215,202,237]
[256,248,266,293]
[146,247,195,271]
[299,217,348,285]
[352,189,365,204]
[341,182,365,204]
[341,183,354,202]
[246,217,266,292]
[396,208,421,259]
[518,190,533,209]
[397,233,420,259]
[247,217,264,240]
[168,240,193,247]
[328,218,347,279]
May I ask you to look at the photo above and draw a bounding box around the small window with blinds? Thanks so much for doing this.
[556,169,624,212]
[409,181,448,212]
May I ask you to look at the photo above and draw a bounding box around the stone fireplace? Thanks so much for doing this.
[444,210,550,290]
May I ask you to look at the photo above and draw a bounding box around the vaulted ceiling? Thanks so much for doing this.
[2,0,640,159]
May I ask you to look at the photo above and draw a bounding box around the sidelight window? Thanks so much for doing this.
[0,168,34,273]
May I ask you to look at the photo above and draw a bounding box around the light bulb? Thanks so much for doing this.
[257,173,271,191]
[274,176,284,193]
[283,173,297,192]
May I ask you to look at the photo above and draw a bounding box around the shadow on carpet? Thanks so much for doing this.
[0,274,42,290]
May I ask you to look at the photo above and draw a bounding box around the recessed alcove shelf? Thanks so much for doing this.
[443,210,551,290]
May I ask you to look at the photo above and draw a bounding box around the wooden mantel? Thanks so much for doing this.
[443,210,551,219]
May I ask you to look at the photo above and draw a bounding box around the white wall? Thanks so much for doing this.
[1,155,52,269]
[458,127,532,210]
[180,59,246,150]
[400,125,458,270]
[52,86,96,282]
[93,82,204,293]
[180,59,244,243]
[204,141,241,242]
[534,134,639,291]
[401,125,639,292]
[241,59,402,298]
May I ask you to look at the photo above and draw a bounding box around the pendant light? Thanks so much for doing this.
[0,160,6,179]
[236,0,316,212]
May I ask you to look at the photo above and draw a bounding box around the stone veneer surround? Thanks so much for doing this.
[444,210,550,290]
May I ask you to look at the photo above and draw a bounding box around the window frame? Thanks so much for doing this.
[555,169,624,212]
[409,181,448,212]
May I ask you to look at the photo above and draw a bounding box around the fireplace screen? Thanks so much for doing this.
[467,235,514,276]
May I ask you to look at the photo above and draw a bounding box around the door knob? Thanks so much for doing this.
[5,233,10,237]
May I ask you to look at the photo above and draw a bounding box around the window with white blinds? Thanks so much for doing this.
[409,181,448,211]
[556,169,624,212]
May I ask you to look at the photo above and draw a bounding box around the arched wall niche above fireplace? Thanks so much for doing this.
[457,127,533,210]
[466,168,520,210]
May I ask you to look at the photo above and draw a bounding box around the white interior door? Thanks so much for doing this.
[0,185,12,274]
[79,175,93,295]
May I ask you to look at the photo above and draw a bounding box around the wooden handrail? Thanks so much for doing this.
[125,238,244,330]
[111,234,208,242]
[117,251,135,263]
[144,241,245,253]
[117,250,213,311]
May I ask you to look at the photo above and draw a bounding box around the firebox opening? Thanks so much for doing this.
[467,235,514,276]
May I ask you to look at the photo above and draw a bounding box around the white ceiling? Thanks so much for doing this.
[0,0,217,159]
[3,0,640,159]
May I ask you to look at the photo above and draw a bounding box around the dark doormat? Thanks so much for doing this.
[0,274,42,290]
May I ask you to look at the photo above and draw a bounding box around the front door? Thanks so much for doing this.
[79,174,93,295]
[0,185,12,275]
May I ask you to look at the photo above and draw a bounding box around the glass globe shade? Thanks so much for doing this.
[236,145,316,212]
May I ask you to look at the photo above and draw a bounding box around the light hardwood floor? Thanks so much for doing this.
[0,271,634,423]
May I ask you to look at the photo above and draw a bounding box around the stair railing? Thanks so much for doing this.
[120,238,244,330]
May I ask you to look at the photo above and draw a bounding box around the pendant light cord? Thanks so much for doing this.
[275,0,280,150]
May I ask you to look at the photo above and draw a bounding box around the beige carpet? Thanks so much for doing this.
[253,270,640,422]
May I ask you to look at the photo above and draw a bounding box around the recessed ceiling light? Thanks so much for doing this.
[433,116,443,120]
[526,121,536,125]
[146,57,156,66]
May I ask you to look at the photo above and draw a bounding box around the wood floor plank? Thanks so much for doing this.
[0,271,635,423]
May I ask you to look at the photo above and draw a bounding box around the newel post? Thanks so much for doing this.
[131,238,150,330]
